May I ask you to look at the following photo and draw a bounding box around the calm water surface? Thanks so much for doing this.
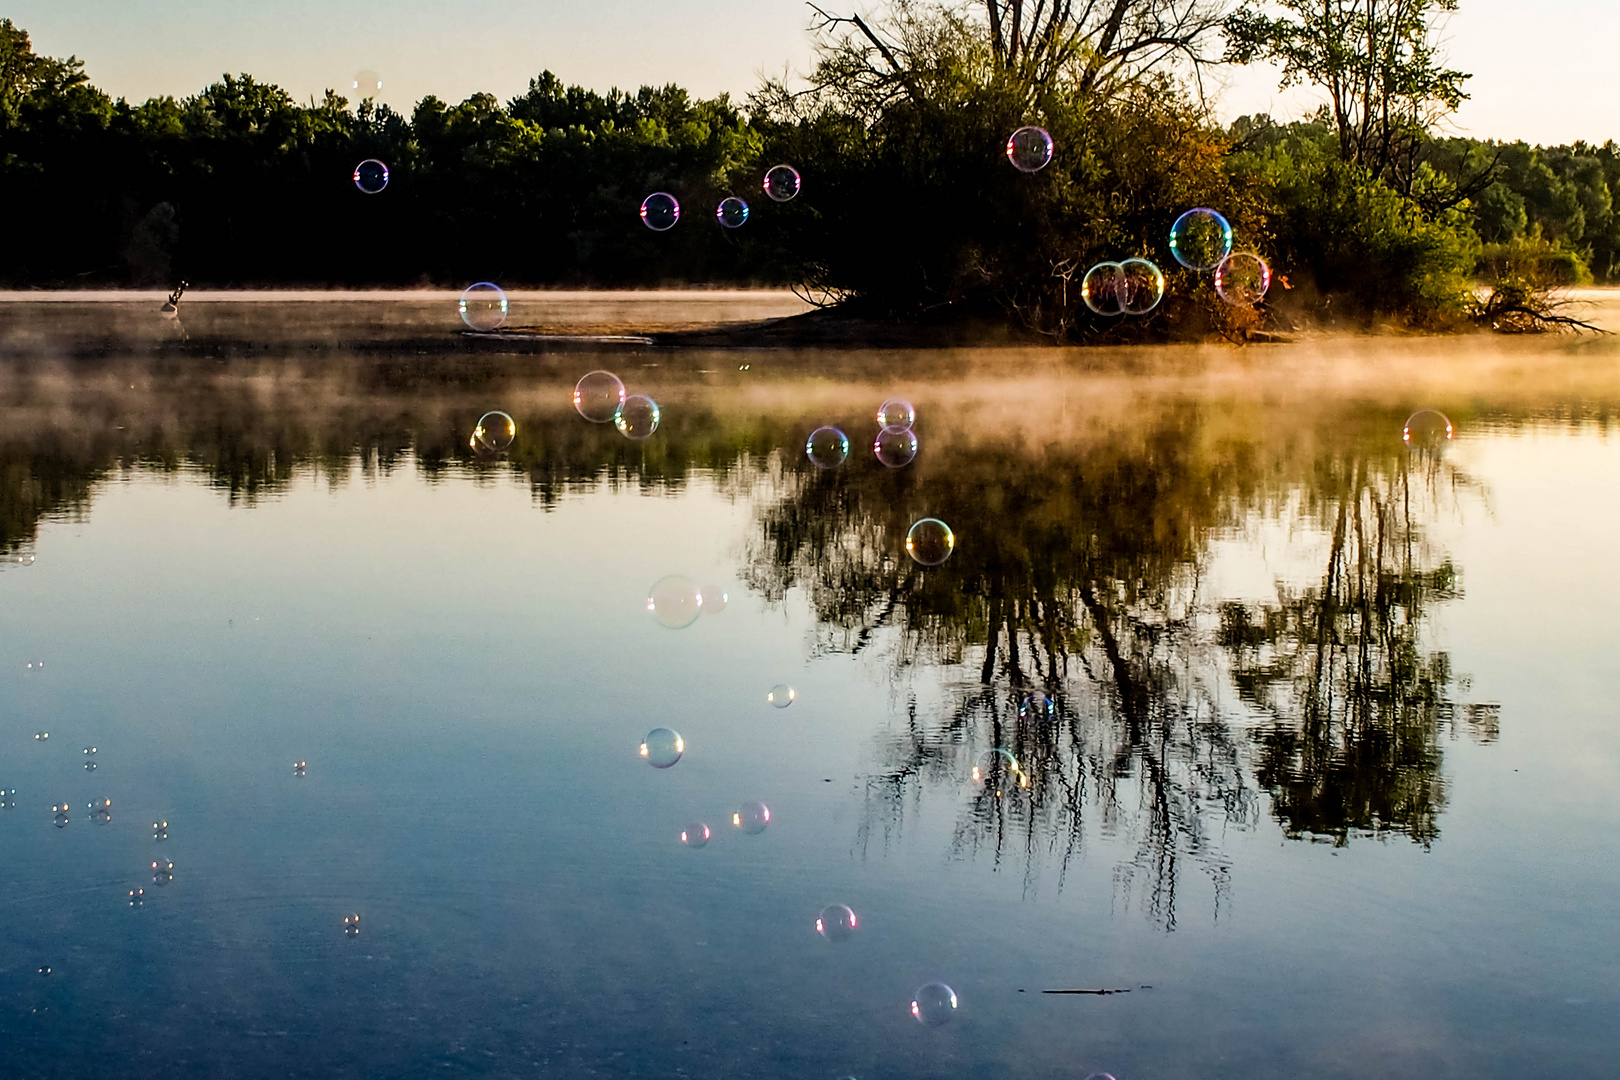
[1,294,1618,1078]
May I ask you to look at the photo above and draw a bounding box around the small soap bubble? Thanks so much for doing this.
[763,164,802,202]
[1403,409,1454,449]
[639,727,685,769]
[767,684,795,708]
[806,426,850,469]
[352,158,389,194]
[615,394,661,440]
[716,196,750,229]
[911,982,958,1026]
[700,586,728,615]
[876,398,915,429]
[1214,251,1271,307]
[647,575,703,629]
[351,70,382,100]
[1082,262,1124,316]
[640,192,680,231]
[25,660,44,672]
[680,823,711,848]
[459,282,508,331]
[87,799,112,824]
[84,761,97,772]
[733,801,770,834]
[1018,691,1056,724]
[37,966,51,976]
[0,789,14,810]
[905,518,955,566]
[293,760,307,777]
[83,747,96,756]
[33,731,48,741]
[153,820,168,841]
[470,410,516,455]
[1168,207,1233,271]
[874,426,918,468]
[52,802,69,827]
[127,888,144,908]
[574,370,627,423]
[151,859,173,885]
[344,913,362,936]
[815,903,858,941]
[1118,257,1166,314]
[1006,125,1054,172]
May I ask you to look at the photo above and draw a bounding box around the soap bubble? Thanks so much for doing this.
[905,518,955,566]
[733,801,770,834]
[128,888,144,907]
[344,913,361,936]
[816,903,858,941]
[876,398,915,429]
[352,159,389,194]
[615,394,661,440]
[874,426,918,468]
[1403,409,1454,449]
[459,283,508,331]
[647,575,703,629]
[1119,257,1166,314]
[767,684,795,708]
[680,823,711,848]
[1168,208,1233,271]
[763,164,802,202]
[0,789,13,809]
[716,197,750,229]
[293,760,307,776]
[88,799,112,824]
[1082,262,1124,316]
[640,192,680,231]
[33,731,48,741]
[1018,691,1056,723]
[351,70,382,99]
[806,426,850,469]
[151,858,173,885]
[470,410,516,455]
[639,727,685,769]
[153,820,168,841]
[1083,1074,1119,1080]
[971,748,1026,795]
[573,370,626,423]
[911,982,958,1026]
[1215,251,1272,307]
[1006,126,1054,172]
[700,586,728,615]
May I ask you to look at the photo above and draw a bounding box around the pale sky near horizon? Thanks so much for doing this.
[11,0,1616,145]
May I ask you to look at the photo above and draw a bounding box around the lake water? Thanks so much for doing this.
[1,291,1618,1078]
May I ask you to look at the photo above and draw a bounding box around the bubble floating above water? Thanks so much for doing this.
[470,410,516,455]
[52,802,69,827]
[574,370,627,423]
[1018,691,1056,724]
[640,192,680,231]
[639,728,685,769]
[153,820,168,841]
[128,888,144,908]
[905,519,955,566]
[1006,125,1054,173]
[1168,208,1233,271]
[733,801,770,834]
[152,859,173,885]
[344,913,361,936]
[971,748,1028,796]
[716,196,750,229]
[1082,1073,1119,1080]
[647,575,703,629]
[876,398,915,430]
[700,586,728,615]
[680,823,711,848]
[1214,252,1271,307]
[293,760,307,777]
[1082,262,1124,316]
[1118,257,1167,314]
[763,164,802,202]
[615,394,661,440]
[911,982,958,1026]
[352,158,389,195]
[87,799,112,824]
[1403,409,1455,449]
[767,684,795,708]
[459,283,508,331]
[804,426,850,470]
[0,789,14,810]
[874,426,919,468]
[816,903,858,941]
[33,731,48,741]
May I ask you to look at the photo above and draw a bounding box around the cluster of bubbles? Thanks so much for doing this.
[1169,208,1273,310]
[576,369,660,440]
[639,165,802,234]
[1082,258,1166,317]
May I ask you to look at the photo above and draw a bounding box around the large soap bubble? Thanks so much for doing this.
[639,727,684,769]
[680,823,711,848]
[767,684,795,708]
[816,904,858,941]
[1118,257,1166,314]
[615,395,661,440]
[470,410,516,455]
[459,283,508,331]
[574,370,626,423]
[906,518,955,566]
[806,426,850,469]
[1168,208,1233,271]
[733,801,770,834]
[1082,262,1124,316]
[352,159,389,194]
[1215,252,1272,307]
[647,575,703,628]
[874,426,918,468]
[351,70,382,100]
[876,398,915,429]
[716,197,750,229]
[1006,126,1054,173]
[1402,409,1454,450]
[640,192,680,231]
[763,165,802,202]
[911,982,958,1026]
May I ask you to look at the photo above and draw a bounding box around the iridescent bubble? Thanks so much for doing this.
[716,197,750,229]
[680,822,711,848]
[459,283,508,331]
[874,425,918,468]
[1006,125,1054,173]
[763,164,802,202]
[1215,251,1272,307]
[700,586,729,615]
[574,370,627,423]
[470,410,516,455]
[815,903,857,941]
[1018,691,1056,724]
[876,398,915,429]
[351,70,382,99]
[905,518,955,566]
[615,394,660,440]
[1082,262,1124,317]
[640,192,680,231]
[733,801,770,834]
[1403,409,1455,449]
[970,748,1025,796]
[806,426,850,469]
[640,727,685,769]
[1118,257,1166,314]
[1168,207,1233,271]
[767,684,795,708]
[352,158,389,194]
[911,982,958,1026]
[647,575,703,629]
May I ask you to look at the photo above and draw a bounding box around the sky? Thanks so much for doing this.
[10,0,1617,145]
